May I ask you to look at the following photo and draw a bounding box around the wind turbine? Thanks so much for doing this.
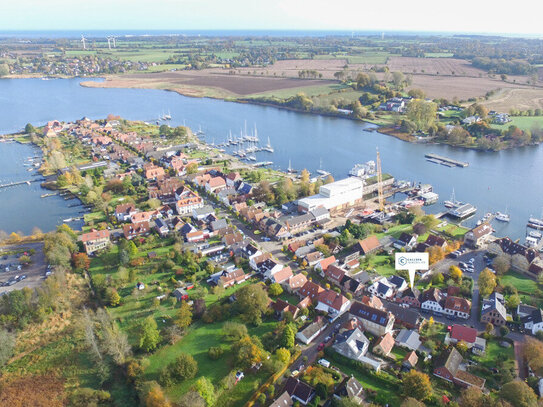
[81,35,87,50]
[107,37,111,50]
[111,36,116,48]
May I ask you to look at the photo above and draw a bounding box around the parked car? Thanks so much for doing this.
[318,359,330,368]
[317,342,325,351]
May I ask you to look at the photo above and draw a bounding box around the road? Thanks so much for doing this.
[291,312,351,373]
[427,250,487,331]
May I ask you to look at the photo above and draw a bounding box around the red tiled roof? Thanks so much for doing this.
[358,235,381,253]
[81,229,110,242]
[450,324,477,344]
[317,255,336,271]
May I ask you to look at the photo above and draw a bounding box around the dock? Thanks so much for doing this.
[0,180,32,189]
[425,153,468,168]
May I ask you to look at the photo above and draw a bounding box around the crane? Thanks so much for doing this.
[376,147,384,212]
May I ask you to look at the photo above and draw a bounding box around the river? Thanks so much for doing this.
[0,77,542,239]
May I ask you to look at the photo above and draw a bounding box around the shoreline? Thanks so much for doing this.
[3,74,540,152]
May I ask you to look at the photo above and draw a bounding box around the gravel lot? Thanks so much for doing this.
[0,242,48,296]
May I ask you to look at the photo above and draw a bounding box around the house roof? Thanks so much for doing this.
[425,234,446,247]
[454,369,486,388]
[288,273,308,290]
[384,303,420,327]
[469,223,493,239]
[450,325,477,344]
[396,329,421,350]
[421,287,442,304]
[81,229,110,242]
[299,281,325,300]
[361,295,383,310]
[317,255,336,271]
[350,301,393,327]
[375,332,395,354]
[269,391,293,407]
[272,298,299,316]
[333,327,370,361]
[358,235,381,254]
[436,347,463,376]
[317,290,349,312]
[325,264,345,282]
[284,377,314,403]
[397,232,416,245]
[272,266,293,284]
[444,296,471,314]
[404,351,419,367]
[115,203,136,214]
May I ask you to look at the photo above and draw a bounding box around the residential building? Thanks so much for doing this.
[271,299,299,320]
[349,301,395,336]
[298,281,325,301]
[123,222,150,239]
[444,296,471,319]
[421,288,444,313]
[284,377,315,405]
[394,232,418,250]
[270,392,293,407]
[403,351,419,370]
[283,273,308,293]
[176,192,204,215]
[315,255,336,274]
[368,278,395,299]
[356,235,382,255]
[373,332,395,357]
[80,229,111,255]
[332,327,382,371]
[464,223,493,248]
[115,203,137,222]
[315,290,351,318]
[522,308,543,335]
[481,292,507,326]
[434,348,485,389]
[296,317,328,344]
[397,287,421,308]
[384,302,421,330]
[395,329,421,351]
[333,376,364,405]
[271,266,293,284]
[445,325,486,354]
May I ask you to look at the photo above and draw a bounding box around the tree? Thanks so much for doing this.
[175,302,193,330]
[223,321,248,341]
[401,398,425,407]
[524,337,543,371]
[139,316,161,352]
[401,370,433,401]
[72,252,90,272]
[406,99,437,132]
[236,284,269,325]
[179,391,205,407]
[505,294,520,310]
[427,246,444,264]
[268,282,283,296]
[275,348,291,365]
[0,63,9,77]
[281,324,296,349]
[0,328,16,366]
[232,335,265,368]
[459,387,485,407]
[493,255,511,275]
[106,287,121,307]
[408,88,426,99]
[144,385,171,407]
[195,377,216,406]
[478,268,497,298]
[432,272,444,285]
[500,380,538,407]
[25,123,36,134]
[170,353,198,381]
[449,265,463,282]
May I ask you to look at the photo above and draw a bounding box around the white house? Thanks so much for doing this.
[420,288,444,314]
[367,278,394,300]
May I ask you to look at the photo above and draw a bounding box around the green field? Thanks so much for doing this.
[490,116,543,131]
[500,271,537,294]
[248,83,349,99]
[145,319,276,404]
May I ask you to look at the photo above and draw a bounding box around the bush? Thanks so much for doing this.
[208,346,224,360]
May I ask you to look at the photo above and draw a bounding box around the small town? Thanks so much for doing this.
[2,113,543,407]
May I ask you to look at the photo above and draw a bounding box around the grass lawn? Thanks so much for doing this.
[500,271,537,294]
[390,346,408,361]
[471,340,515,390]
[145,319,277,405]
[327,358,400,407]
[490,116,543,132]
[367,254,395,277]
[437,224,468,239]
[278,291,301,305]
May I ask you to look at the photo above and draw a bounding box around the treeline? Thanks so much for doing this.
[471,57,536,75]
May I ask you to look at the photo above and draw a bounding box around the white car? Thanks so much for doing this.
[318,359,330,368]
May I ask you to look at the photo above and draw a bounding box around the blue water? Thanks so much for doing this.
[0,77,541,239]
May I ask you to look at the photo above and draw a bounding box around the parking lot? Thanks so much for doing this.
[0,242,48,296]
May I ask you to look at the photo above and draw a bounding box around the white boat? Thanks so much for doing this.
[316,158,330,176]
[349,161,376,178]
[163,110,171,120]
[495,207,510,222]
[443,188,463,208]
[287,159,297,174]
[263,136,274,153]
[247,154,257,161]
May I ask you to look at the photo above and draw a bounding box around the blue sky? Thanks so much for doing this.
[3,0,543,35]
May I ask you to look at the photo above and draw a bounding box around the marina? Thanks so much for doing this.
[448,203,477,219]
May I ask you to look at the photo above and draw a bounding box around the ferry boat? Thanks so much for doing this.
[448,203,477,219]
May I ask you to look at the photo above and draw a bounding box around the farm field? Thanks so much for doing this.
[490,116,543,131]
[83,70,335,97]
[484,87,543,112]
[383,57,485,77]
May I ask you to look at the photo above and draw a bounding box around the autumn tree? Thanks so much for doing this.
[478,268,497,298]
[223,321,248,342]
[268,282,283,296]
[459,387,485,407]
[232,335,265,368]
[500,380,538,407]
[275,348,291,365]
[144,384,171,407]
[427,246,444,264]
[493,255,511,275]
[175,302,193,330]
[449,265,463,282]
[72,252,90,272]
[401,370,433,401]
[106,287,121,307]
[401,398,425,407]
[524,337,543,371]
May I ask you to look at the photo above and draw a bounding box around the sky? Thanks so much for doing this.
[2,0,543,36]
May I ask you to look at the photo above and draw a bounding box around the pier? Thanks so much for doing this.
[0,180,32,189]
[425,153,469,168]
